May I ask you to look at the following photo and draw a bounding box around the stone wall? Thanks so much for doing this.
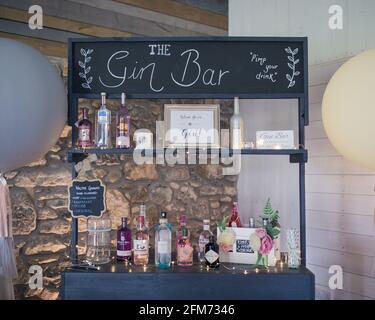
[7,98,237,300]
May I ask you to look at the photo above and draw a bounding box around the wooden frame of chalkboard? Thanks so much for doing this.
[67,36,309,269]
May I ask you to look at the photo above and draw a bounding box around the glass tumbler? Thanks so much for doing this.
[86,214,112,264]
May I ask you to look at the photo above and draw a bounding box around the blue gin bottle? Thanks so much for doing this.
[155,212,172,269]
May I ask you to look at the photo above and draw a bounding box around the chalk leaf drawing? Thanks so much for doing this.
[78,48,94,89]
[285,47,300,88]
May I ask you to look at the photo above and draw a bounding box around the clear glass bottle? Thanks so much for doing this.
[177,226,193,266]
[77,107,93,148]
[133,215,149,266]
[116,93,131,149]
[86,214,112,265]
[230,97,244,149]
[198,219,212,263]
[116,217,132,261]
[96,92,111,148]
[155,212,171,269]
[205,235,220,269]
[228,201,242,227]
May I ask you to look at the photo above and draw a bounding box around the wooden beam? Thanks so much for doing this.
[0,5,131,37]
[175,0,228,15]
[0,18,86,42]
[71,0,226,35]
[114,0,228,30]
[0,31,66,58]
[2,0,211,36]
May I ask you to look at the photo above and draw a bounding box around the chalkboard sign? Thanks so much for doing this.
[68,179,106,218]
[236,239,254,254]
[69,37,307,97]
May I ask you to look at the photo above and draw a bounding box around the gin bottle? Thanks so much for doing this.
[116,217,132,261]
[177,222,193,266]
[176,214,189,253]
[205,235,220,269]
[230,97,244,149]
[155,212,171,269]
[77,107,93,148]
[198,219,212,263]
[228,202,242,227]
[96,92,111,148]
[116,93,131,149]
[133,215,149,266]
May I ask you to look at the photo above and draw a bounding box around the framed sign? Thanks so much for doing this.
[164,104,220,148]
[256,130,295,149]
[68,179,106,218]
[217,227,276,266]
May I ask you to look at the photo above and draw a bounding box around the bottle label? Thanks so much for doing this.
[117,239,131,251]
[134,239,149,254]
[178,243,193,263]
[79,128,90,141]
[158,241,168,254]
[117,250,131,257]
[98,110,109,124]
[116,135,130,147]
[198,235,209,252]
[205,249,219,264]
[119,121,129,134]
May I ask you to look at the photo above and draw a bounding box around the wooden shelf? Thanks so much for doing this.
[61,262,315,300]
[68,148,308,163]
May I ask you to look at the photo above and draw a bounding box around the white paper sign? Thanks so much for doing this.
[164,104,220,147]
[256,130,295,149]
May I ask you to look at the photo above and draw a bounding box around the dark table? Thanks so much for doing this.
[61,260,315,300]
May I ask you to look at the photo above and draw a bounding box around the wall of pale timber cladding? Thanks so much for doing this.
[7,96,237,300]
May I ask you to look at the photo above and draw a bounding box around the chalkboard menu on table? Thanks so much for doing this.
[68,179,106,218]
[69,37,307,97]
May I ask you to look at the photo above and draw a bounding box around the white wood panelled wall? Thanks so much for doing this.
[229,0,375,65]
[306,59,375,300]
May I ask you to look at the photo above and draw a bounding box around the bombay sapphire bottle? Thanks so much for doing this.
[117,217,132,261]
[96,92,111,148]
[155,212,171,269]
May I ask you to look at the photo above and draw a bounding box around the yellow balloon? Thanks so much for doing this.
[322,49,375,170]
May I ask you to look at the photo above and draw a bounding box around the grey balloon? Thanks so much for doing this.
[0,39,67,173]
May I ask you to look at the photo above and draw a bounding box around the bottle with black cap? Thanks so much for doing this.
[204,235,220,268]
